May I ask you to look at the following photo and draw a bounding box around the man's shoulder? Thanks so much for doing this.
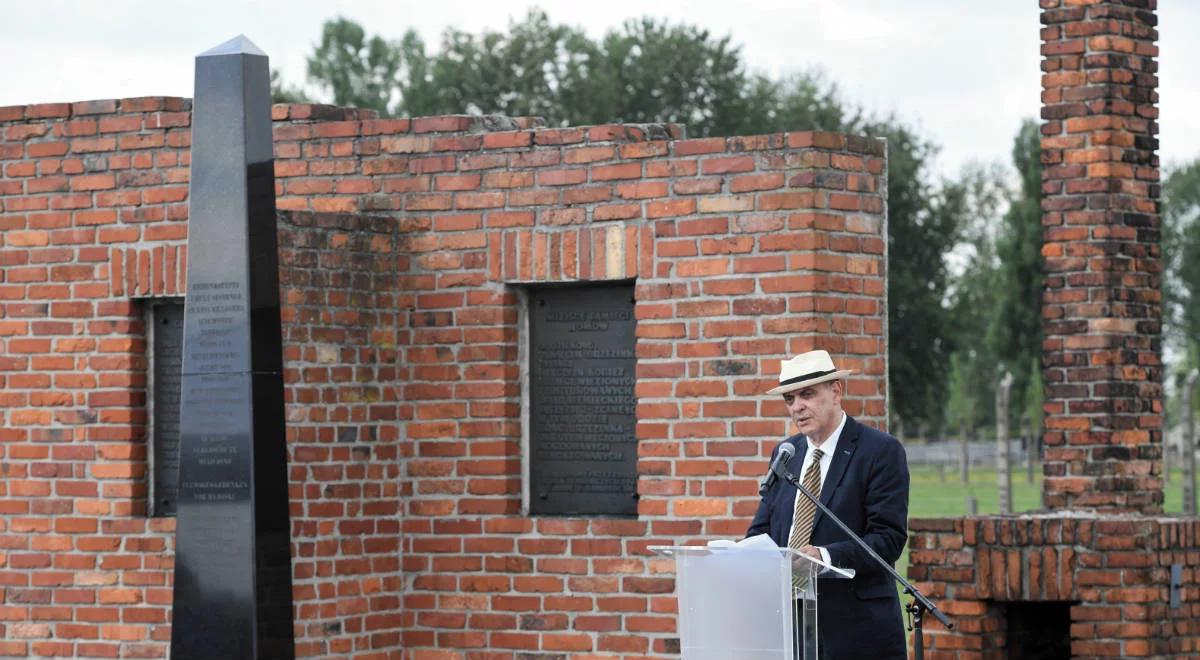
[847,417,903,453]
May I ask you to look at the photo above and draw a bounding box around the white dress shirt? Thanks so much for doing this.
[790,412,846,565]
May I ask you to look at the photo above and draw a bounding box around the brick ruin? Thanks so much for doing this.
[908,1,1200,657]
[4,2,1194,659]
[0,92,888,655]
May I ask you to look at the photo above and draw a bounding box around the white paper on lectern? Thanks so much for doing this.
[715,535,856,579]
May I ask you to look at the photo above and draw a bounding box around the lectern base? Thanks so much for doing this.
[793,598,819,660]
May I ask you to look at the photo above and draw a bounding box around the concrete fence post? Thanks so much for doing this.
[996,371,1014,514]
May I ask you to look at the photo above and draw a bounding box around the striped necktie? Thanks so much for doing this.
[787,448,824,590]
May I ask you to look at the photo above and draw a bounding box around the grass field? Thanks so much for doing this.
[897,463,1193,586]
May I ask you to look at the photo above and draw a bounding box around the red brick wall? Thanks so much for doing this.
[908,515,1200,658]
[0,98,192,659]
[278,210,404,657]
[0,97,888,657]
[1040,0,1162,513]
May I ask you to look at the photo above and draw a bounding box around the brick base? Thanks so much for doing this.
[908,515,1200,658]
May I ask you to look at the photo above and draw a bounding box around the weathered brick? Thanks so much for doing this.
[0,97,891,660]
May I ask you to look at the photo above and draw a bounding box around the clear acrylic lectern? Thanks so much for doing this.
[650,542,853,660]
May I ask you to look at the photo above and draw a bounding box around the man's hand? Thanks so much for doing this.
[790,545,826,570]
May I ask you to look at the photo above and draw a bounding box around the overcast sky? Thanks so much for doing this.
[3,1,1197,178]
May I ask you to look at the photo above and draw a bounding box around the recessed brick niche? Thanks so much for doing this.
[907,2,1200,657]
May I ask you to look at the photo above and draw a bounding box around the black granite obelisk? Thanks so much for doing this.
[170,35,294,659]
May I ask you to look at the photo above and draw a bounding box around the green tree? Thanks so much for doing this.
[414,11,591,120]
[882,126,966,425]
[945,352,978,432]
[295,11,850,137]
[737,72,858,135]
[1162,159,1200,424]
[1164,161,1200,350]
[939,163,1011,428]
[945,349,987,482]
[578,18,748,134]
[392,31,439,117]
[936,122,1043,435]
[270,71,311,105]
[306,17,404,115]
[985,120,1043,414]
[397,11,755,135]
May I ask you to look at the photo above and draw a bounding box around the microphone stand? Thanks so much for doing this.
[774,464,953,660]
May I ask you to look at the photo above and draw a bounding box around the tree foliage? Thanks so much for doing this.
[290,10,861,138]
[270,71,311,105]
[306,17,404,115]
[413,12,588,120]
[576,18,749,133]
[986,120,1043,414]
[1164,160,1200,353]
[280,12,1055,433]
[945,351,983,436]
[939,124,1042,434]
[877,124,963,425]
[940,164,1008,430]
[1162,158,1200,425]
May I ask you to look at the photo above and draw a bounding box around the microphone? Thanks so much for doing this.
[758,443,796,496]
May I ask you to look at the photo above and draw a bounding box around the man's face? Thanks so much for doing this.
[782,380,843,442]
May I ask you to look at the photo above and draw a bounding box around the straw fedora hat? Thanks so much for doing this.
[766,350,853,396]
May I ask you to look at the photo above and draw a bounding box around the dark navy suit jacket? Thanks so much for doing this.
[746,415,909,660]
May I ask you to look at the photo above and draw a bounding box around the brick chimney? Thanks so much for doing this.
[1040,0,1163,514]
[908,3,1200,657]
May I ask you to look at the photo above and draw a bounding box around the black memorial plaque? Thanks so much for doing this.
[529,284,637,516]
[170,35,294,660]
[151,302,184,517]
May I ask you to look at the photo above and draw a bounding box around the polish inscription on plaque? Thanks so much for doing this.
[151,302,184,517]
[529,284,637,516]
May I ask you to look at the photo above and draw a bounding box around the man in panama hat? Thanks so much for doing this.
[747,349,909,660]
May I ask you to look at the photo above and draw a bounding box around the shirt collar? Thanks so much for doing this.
[806,412,846,458]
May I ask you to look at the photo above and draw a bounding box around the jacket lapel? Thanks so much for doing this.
[813,415,859,529]
[775,436,807,539]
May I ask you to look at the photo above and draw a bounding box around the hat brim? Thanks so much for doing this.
[766,369,853,396]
